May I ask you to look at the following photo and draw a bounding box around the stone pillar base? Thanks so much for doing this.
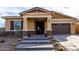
[47,31,52,39]
[23,31,36,36]
[47,31,52,35]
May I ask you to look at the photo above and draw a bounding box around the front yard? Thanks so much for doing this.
[1,34,79,51]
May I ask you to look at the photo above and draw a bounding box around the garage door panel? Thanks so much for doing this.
[52,23,70,34]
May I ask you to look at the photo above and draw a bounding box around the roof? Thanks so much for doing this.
[19,7,78,20]
[1,7,78,20]
[2,16,22,19]
[51,11,78,20]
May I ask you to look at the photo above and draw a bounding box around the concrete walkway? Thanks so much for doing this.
[16,35,54,51]
[53,34,79,51]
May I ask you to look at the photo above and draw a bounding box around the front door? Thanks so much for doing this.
[36,21,44,34]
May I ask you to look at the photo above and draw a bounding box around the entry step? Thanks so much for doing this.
[20,40,51,44]
[16,44,54,51]
[21,42,51,44]
[21,40,50,42]
[16,48,54,51]
[24,38,48,40]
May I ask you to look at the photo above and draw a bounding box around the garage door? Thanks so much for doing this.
[52,23,70,34]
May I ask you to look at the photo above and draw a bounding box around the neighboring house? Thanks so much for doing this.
[2,7,79,35]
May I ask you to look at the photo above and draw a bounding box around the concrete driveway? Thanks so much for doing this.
[53,34,79,51]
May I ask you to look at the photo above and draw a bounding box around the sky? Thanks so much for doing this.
[0,7,79,27]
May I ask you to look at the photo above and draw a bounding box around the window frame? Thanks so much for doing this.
[10,20,22,31]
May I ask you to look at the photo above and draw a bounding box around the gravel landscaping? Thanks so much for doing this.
[0,36,22,51]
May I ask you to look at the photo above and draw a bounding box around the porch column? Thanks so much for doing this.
[23,17,28,31]
[23,17,28,35]
[71,22,75,34]
[47,17,52,36]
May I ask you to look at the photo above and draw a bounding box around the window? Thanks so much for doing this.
[10,21,22,31]
[10,21,14,30]
[15,21,21,30]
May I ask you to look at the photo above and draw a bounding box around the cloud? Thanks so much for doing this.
[0,7,29,16]
[0,18,5,27]
[0,22,5,27]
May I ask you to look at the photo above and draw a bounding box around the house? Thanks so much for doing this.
[2,7,79,36]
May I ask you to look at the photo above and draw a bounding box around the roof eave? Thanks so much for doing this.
[1,16,22,19]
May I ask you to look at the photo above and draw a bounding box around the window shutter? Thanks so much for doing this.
[10,21,14,30]
[21,21,23,30]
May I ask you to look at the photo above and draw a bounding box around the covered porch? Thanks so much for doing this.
[22,16,52,36]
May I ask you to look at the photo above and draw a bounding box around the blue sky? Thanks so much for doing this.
[0,7,79,28]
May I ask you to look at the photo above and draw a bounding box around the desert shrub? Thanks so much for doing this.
[52,40,58,43]
[58,47,64,51]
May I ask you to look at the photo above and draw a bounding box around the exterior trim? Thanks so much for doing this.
[23,16,52,18]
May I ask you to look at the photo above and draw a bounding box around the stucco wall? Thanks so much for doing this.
[6,19,10,31]
[27,18,35,31]
[5,18,22,31]
[44,20,47,33]
[71,22,75,34]
[75,22,79,34]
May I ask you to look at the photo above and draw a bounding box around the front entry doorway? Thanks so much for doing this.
[36,21,44,34]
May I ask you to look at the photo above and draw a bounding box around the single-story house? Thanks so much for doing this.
[2,7,79,35]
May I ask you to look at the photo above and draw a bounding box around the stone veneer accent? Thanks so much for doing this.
[22,31,36,36]
[47,31,52,35]
[5,31,36,36]
[5,31,53,37]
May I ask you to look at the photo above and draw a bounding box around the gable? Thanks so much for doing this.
[52,11,77,19]
[20,7,52,15]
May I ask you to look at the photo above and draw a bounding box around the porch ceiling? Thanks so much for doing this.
[28,18,47,21]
